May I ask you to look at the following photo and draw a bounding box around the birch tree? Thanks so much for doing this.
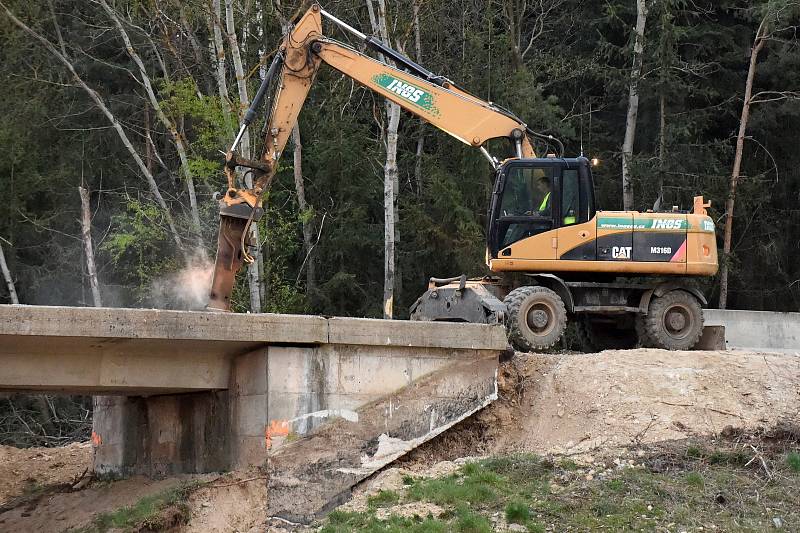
[412,0,424,193]
[208,0,234,134]
[366,0,401,319]
[292,125,317,297]
[0,241,19,304]
[621,0,649,211]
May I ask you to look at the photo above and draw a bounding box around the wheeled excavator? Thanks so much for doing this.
[207,4,719,352]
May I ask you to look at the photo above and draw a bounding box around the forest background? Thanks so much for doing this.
[1,0,800,317]
[1,0,800,447]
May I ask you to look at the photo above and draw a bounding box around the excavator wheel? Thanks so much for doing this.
[638,290,704,350]
[576,317,637,353]
[504,286,567,352]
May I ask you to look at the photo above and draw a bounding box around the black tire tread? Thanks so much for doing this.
[642,290,704,350]
[504,286,567,352]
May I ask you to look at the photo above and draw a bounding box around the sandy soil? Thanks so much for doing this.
[404,349,800,463]
[0,441,92,507]
[182,470,268,533]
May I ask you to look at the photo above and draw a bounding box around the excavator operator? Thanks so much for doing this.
[536,176,552,217]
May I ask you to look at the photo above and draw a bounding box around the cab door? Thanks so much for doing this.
[557,163,597,260]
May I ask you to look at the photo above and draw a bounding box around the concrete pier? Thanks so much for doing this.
[0,305,506,520]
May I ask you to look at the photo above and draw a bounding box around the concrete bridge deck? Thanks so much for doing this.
[0,305,504,394]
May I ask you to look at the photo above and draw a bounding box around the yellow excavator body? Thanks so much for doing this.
[489,210,718,276]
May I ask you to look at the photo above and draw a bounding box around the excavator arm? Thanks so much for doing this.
[207,3,542,311]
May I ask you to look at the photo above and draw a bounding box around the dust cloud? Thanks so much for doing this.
[149,251,214,310]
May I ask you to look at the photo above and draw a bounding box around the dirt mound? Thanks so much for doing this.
[183,470,268,533]
[405,349,800,463]
[0,441,91,507]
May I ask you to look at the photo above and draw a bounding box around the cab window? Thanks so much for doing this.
[561,169,579,226]
[497,166,554,249]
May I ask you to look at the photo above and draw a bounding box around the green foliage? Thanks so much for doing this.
[1,0,799,315]
[368,490,400,509]
[101,200,178,300]
[505,500,531,523]
[786,451,800,472]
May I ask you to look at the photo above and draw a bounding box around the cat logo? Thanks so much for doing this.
[651,219,684,230]
[612,246,632,259]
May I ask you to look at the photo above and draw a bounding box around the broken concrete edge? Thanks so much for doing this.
[336,375,498,477]
[264,356,500,524]
[0,305,507,350]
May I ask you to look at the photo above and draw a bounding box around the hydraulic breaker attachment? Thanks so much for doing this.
[410,275,508,325]
[207,188,264,312]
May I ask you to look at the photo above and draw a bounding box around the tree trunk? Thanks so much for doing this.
[0,242,19,304]
[100,0,202,243]
[413,0,424,194]
[383,103,400,319]
[292,124,316,298]
[719,26,767,310]
[621,0,648,211]
[225,0,263,312]
[367,0,401,319]
[79,185,103,307]
[1,4,184,251]
[209,0,234,135]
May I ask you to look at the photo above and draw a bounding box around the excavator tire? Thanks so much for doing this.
[504,286,567,352]
[638,290,704,350]
[576,317,637,353]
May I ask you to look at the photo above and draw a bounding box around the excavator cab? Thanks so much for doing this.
[488,157,596,260]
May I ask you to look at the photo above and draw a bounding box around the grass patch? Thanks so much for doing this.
[685,471,704,487]
[786,451,800,472]
[505,500,530,523]
[367,490,400,508]
[454,506,492,533]
[322,510,448,533]
[321,441,800,532]
[77,482,197,533]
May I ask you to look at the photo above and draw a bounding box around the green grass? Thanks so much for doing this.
[787,451,800,472]
[321,440,800,532]
[685,471,704,487]
[368,490,400,508]
[75,482,197,533]
[505,500,530,523]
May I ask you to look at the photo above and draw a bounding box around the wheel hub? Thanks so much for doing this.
[664,305,692,338]
[529,309,549,329]
[667,311,686,331]
[525,302,555,335]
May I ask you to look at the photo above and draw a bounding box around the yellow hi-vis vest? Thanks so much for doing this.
[538,192,550,212]
[540,192,577,225]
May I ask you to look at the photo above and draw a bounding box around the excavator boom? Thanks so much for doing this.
[207,3,538,311]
